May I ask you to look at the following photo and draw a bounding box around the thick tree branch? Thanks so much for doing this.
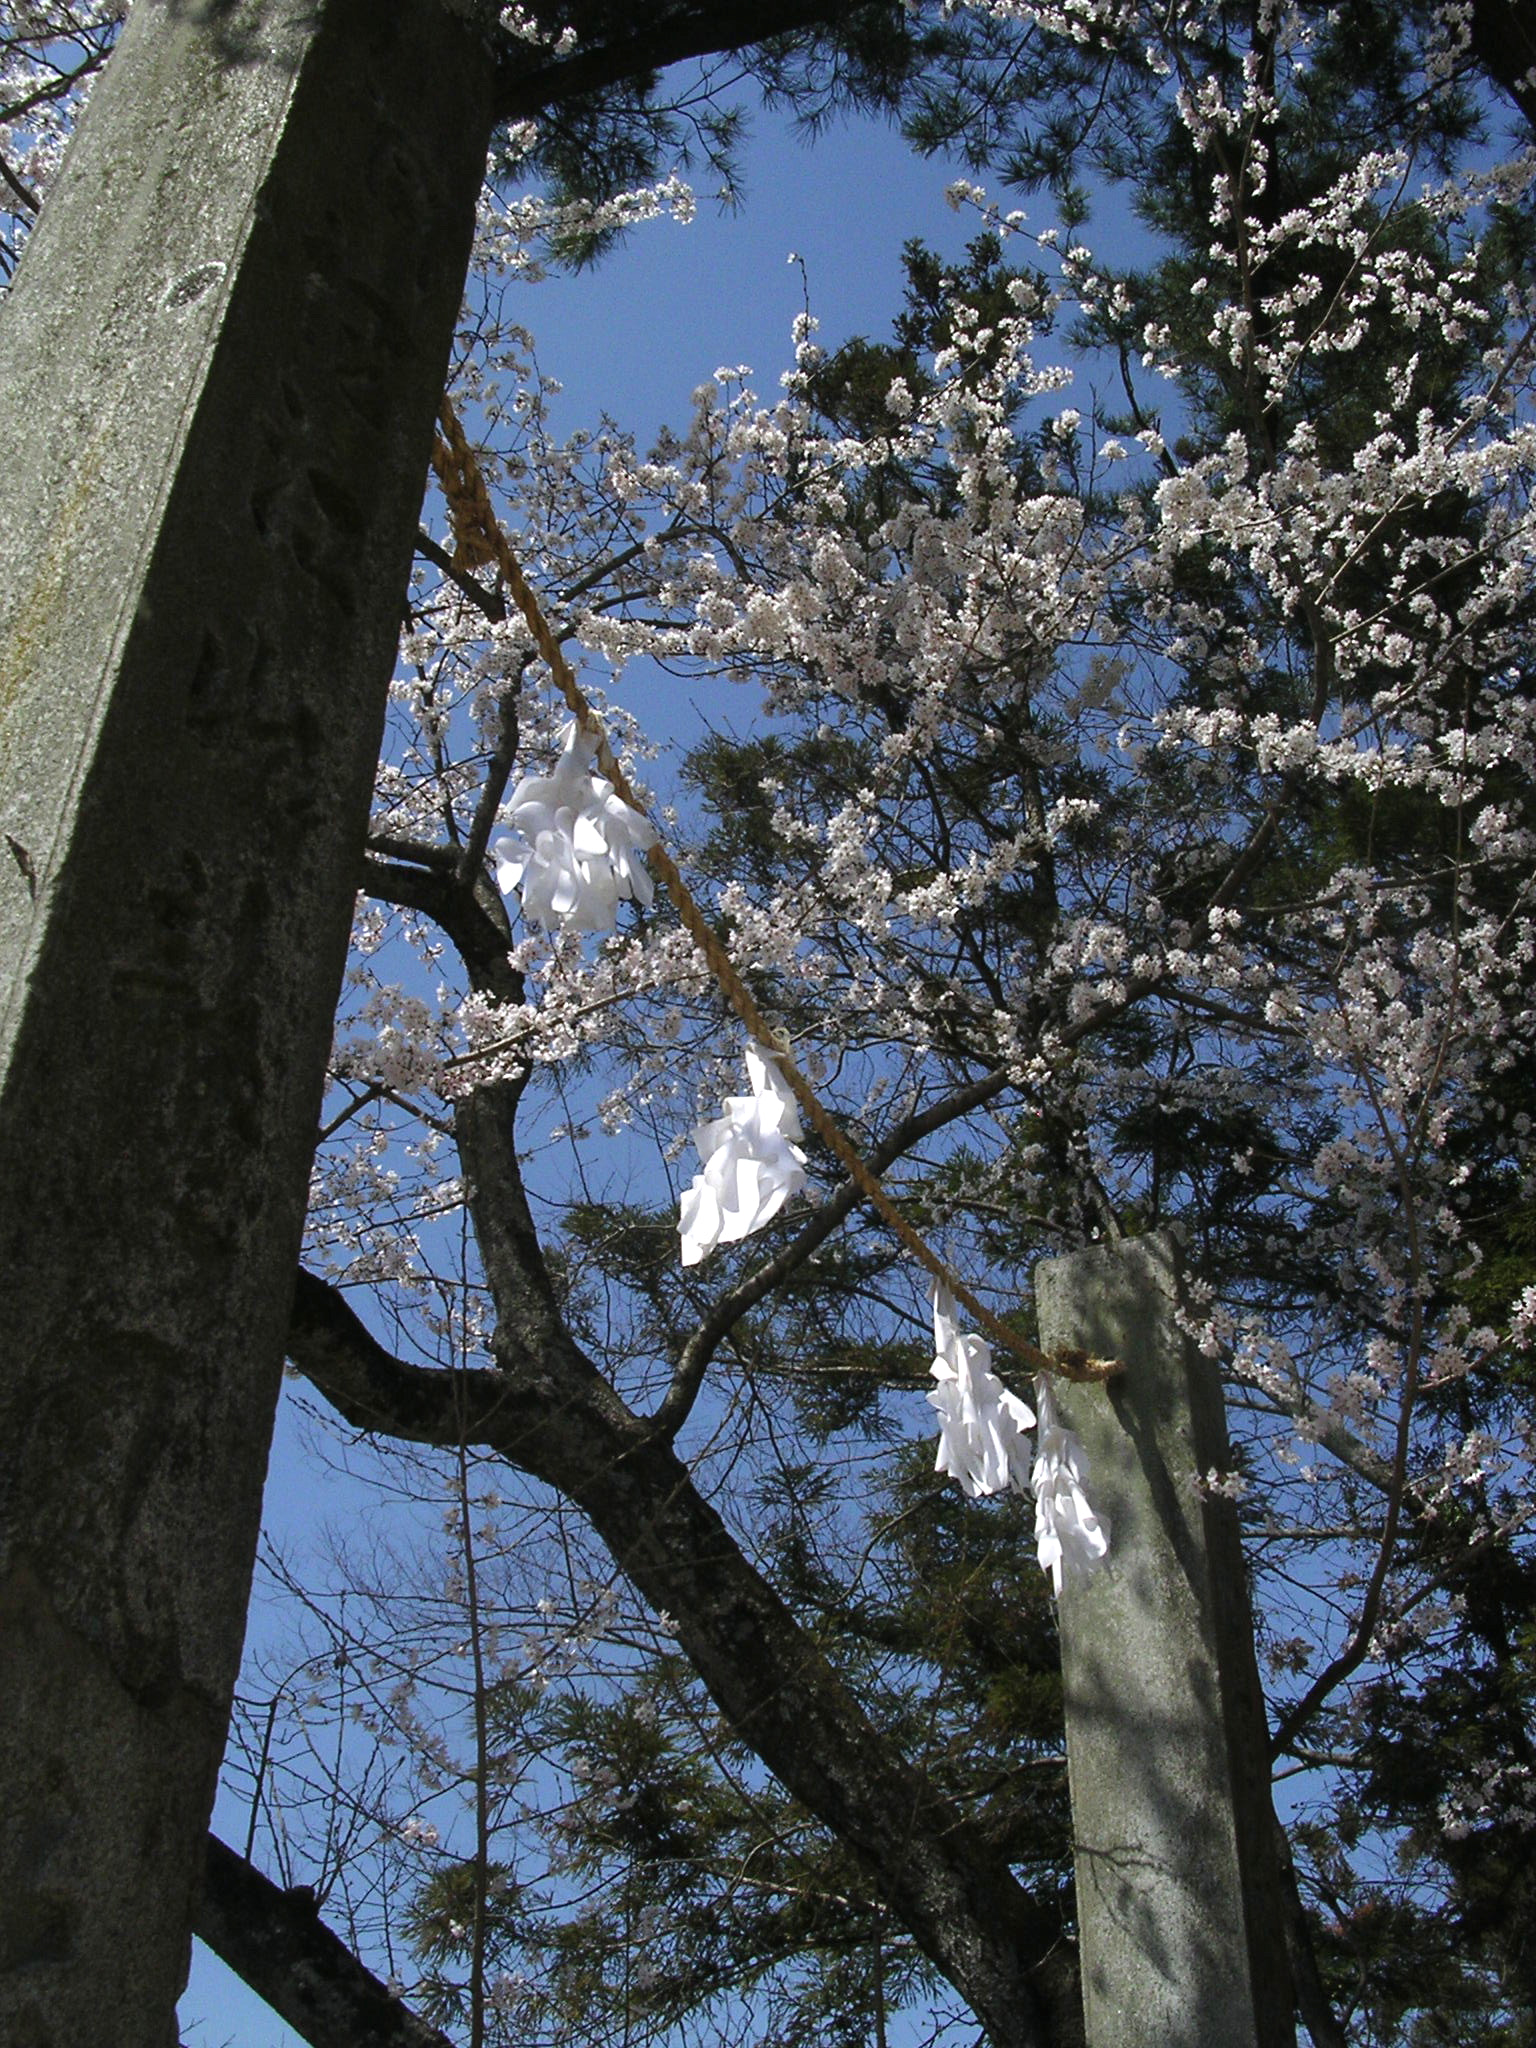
[1272,1819,1349,2048]
[361,856,526,1007]
[1470,0,1536,135]
[0,151,40,214]
[287,1260,1083,2048]
[196,1833,456,2048]
[414,528,507,622]
[493,0,870,121]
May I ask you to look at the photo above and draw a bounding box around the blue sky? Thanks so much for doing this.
[502,100,985,442]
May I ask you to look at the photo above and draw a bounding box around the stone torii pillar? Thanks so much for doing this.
[1035,1233,1295,2048]
[0,4,495,2041]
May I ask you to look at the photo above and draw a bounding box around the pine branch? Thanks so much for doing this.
[285,1263,1083,2048]
[493,0,874,122]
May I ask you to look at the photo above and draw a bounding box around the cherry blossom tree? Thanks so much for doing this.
[8,3,1536,2046]
[267,25,1532,2046]
[279,8,1536,2037]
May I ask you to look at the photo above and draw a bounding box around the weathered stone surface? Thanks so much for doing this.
[0,4,494,2040]
[1035,1234,1294,2048]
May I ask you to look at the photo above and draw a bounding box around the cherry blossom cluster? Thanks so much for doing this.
[0,2,123,282]
[474,172,697,286]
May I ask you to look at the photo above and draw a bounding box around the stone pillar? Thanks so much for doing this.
[0,5,494,2041]
[1034,1234,1294,2048]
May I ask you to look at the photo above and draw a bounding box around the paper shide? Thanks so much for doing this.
[927,1282,1109,1592]
[493,722,658,934]
[678,1041,808,1267]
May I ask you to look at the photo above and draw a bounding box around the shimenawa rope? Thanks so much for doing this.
[430,398,1120,1386]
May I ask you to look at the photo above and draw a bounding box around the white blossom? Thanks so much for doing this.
[492,722,657,932]
[926,1284,1035,1497]
[678,1042,808,1265]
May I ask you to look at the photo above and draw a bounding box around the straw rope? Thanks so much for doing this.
[430,398,1121,1386]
